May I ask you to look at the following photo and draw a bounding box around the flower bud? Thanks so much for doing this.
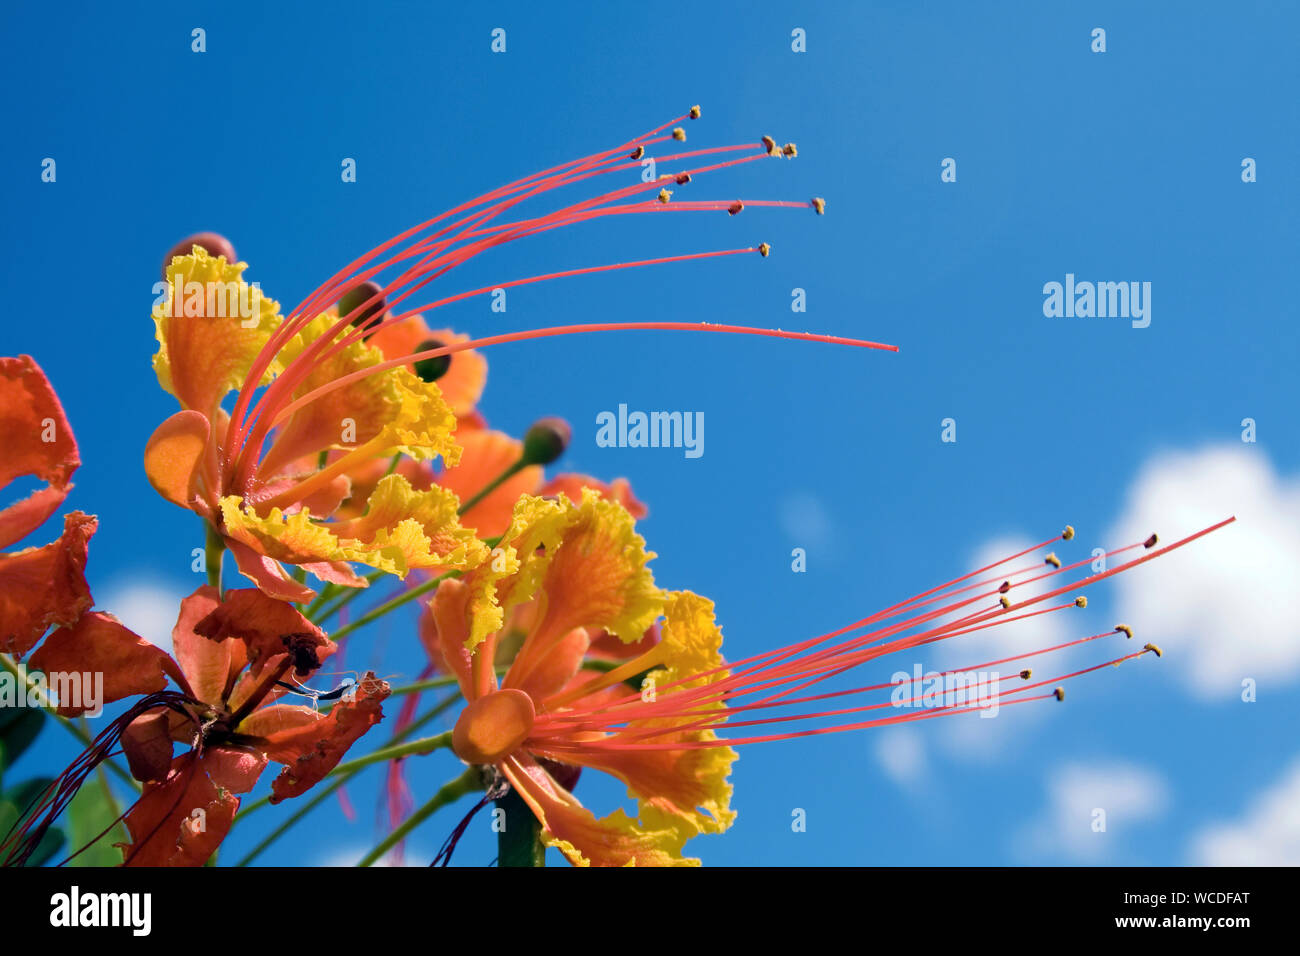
[162,232,236,278]
[522,417,571,465]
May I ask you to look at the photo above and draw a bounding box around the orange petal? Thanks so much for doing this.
[369,318,487,417]
[226,537,317,603]
[437,430,542,538]
[143,410,210,510]
[540,474,648,520]
[0,511,96,658]
[151,248,283,419]
[120,747,266,866]
[169,585,231,707]
[426,578,475,699]
[192,588,334,677]
[29,612,190,715]
[0,355,80,549]
[261,673,390,803]
[502,753,697,866]
[505,627,589,702]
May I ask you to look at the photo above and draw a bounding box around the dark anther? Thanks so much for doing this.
[413,338,451,382]
[338,280,386,335]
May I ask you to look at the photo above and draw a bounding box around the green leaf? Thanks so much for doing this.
[25,825,65,867]
[67,771,127,867]
[0,708,46,779]
[3,776,55,819]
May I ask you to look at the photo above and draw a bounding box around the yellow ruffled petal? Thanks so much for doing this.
[152,247,282,417]
[502,755,699,867]
[259,314,459,478]
[512,488,664,648]
[535,591,737,839]
[219,474,487,580]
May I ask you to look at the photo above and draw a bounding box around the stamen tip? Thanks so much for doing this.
[1144,642,1163,658]
[761,135,778,156]
[1115,623,1134,639]
[1020,668,1032,680]
[758,242,771,257]
[782,142,798,157]
[672,127,686,142]
[630,145,645,160]
[998,580,1011,594]
[1062,525,1075,540]
[689,105,701,119]
[999,595,1012,609]
[1053,687,1066,702]
[1074,595,1087,608]
[657,188,672,204]
[811,197,826,215]
[1045,552,1061,569]
[728,201,744,216]
[1144,533,1159,549]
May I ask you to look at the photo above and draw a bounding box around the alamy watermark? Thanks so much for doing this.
[1042,273,1151,328]
[891,664,1002,717]
[595,404,704,459]
[1,664,105,717]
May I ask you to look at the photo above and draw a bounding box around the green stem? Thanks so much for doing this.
[232,698,459,866]
[235,730,455,822]
[457,459,526,516]
[497,786,545,867]
[308,569,385,626]
[205,522,224,594]
[328,571,457,643]
[357,765,483,867]
[0,655,140,792]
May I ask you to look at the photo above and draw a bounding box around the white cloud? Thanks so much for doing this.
[1190,757,1300,865]
[874,727,927,787]
[95,579,189,655]
[779,493,832,551]
[930,536,1075,761]
[1020,761,1168,862]
[1106,445,1300,699]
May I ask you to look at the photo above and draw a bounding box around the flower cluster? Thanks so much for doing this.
[0,111,1231,867]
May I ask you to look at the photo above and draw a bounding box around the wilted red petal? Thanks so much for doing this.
[261,673,390,804]
[0,511,96,658]
[119,747,266,866]
[29,612,190,714]
[0,356,80,550]
[170,585,233,708]
[193,588,334,677]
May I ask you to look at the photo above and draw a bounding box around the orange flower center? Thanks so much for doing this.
[452,689,535,764]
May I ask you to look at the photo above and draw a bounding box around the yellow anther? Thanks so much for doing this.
[1045,553,1061,569]
[1062,525,1075,540]
[761,135,778,155]
[1144,642,1163,658]
[630,145,645,160]
[1053,687,1065,702]
[689,104,701,119]
[811,197,826,214]
[657,188,672,204]
[758,242,770,257]
[782,142,798,157]
[672,127,686,141]
[1115,624,1134,639]
[1020,669,1032,680]
[1074,596,1087,608]
[1000,596,1011,609]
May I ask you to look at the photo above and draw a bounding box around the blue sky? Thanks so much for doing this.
[2,1,1297,865]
